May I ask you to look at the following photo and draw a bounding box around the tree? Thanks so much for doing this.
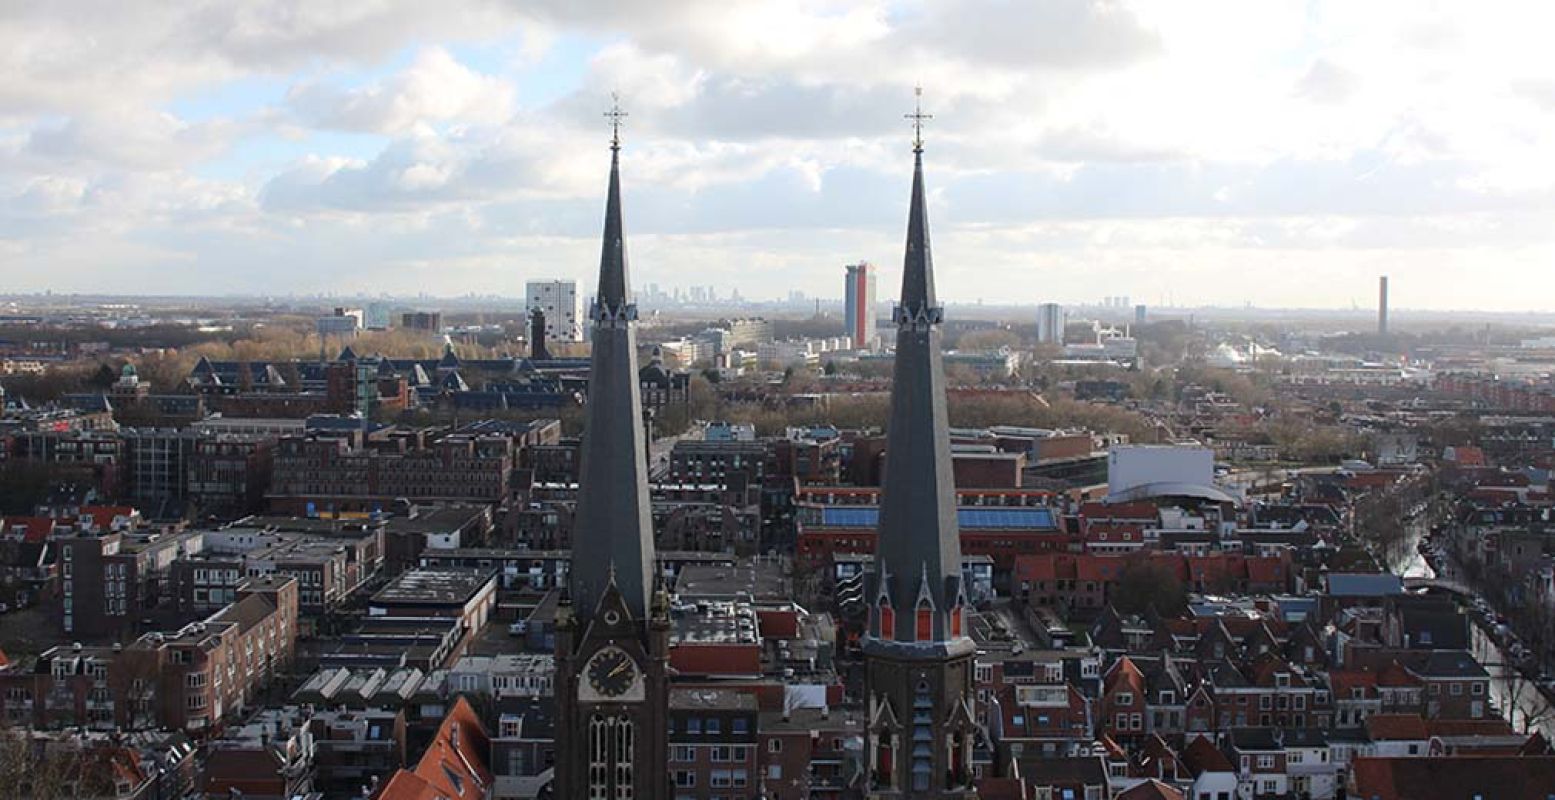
[86,363,117,390]
[0,732,118,800]
[1112,557,1188,616]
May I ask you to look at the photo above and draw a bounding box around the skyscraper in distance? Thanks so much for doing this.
[845,261,879,350]
[526,279,585,342]
[1036,302,1066,344]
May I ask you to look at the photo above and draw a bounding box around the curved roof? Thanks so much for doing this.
[1107,481,1238,505]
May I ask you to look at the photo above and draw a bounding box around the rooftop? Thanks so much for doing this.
[371,568,497,606]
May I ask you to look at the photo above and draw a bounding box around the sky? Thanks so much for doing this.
[3,1,1555,311]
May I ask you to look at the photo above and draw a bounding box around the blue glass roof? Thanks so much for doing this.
[817,506,1056,530]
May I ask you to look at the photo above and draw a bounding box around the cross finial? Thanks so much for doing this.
[906,86,932,154]
[605,92,628,152]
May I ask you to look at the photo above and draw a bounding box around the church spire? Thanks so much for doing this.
[871,87,966,645]
[569,97,655,623]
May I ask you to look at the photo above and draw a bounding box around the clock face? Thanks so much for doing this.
[586,649,638,698]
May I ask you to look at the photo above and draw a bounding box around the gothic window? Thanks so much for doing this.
[589,715,609,800]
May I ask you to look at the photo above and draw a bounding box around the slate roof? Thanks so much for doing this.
[1325,572,1403,596]
[568,137,656,623]
[870,139,965,642]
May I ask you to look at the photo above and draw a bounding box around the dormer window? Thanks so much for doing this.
[1275,673,1290,688]
[880,607,896,639]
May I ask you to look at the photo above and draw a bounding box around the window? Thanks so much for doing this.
[674,746,695,762]
[1451,683,1463,696]
[1472,683,1485,696]
[673,771,695,788]
[706,718,721,735]
[1256,755,1274,769]
[1116,693,1133,706]
[768,739,781,753]
[732,718,748,734]
[687,718,703,735]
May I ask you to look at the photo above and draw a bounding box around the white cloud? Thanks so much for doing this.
[4,0,1555,309]
[286,47,516,134]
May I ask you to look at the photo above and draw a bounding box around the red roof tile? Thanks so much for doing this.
[376,696,490,800]
[1179,734,1234,775]
[1117,779,1184,800]
[1365,714,1429,740]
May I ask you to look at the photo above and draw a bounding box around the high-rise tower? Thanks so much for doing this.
[553,100,670,800]
[1378,275,1389,336]
[846,262,879,349]
[863,91,979,798]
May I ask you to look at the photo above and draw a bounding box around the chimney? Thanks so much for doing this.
[530,309,552,361]
[1378,275,1389,336]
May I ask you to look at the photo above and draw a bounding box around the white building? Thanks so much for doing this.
[525,279,584,343]
[1107,445,1221,502]
[1037,303,1066,344]
[317,307,363,338]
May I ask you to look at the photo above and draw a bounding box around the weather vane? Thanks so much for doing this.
[605,92,628,151]
[906,86,932,153]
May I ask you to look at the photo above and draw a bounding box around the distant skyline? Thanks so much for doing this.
[4,2,1555,311]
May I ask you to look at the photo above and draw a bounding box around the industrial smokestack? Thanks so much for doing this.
[1378,275,1389,336]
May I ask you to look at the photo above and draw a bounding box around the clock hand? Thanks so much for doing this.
[609,661,629,678]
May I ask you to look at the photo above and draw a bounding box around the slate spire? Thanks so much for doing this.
[569,99,655,623]
[871,90,966,644]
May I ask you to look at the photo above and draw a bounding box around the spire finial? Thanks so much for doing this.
[605,92,628,152]
[906,86,932,154]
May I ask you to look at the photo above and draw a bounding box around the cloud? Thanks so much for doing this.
[5,0,1555,310]
[1295,59,1360,104]
[285,47,516,134]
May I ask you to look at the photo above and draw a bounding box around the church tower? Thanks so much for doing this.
[554,100,671,800]
[863,91,979,798]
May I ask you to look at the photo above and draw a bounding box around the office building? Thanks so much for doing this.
[844,262,878,350]
[1037,302,1066,344]
[526,279,584,343]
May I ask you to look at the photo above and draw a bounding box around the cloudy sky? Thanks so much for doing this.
[3,1,1554,311]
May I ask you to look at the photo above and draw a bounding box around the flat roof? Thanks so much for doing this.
[674,562,789,602]
[371,568,496,606]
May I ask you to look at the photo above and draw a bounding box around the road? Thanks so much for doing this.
[1427,524,1555,738]
[1472,619,1555,738]
[648,432,685,480]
